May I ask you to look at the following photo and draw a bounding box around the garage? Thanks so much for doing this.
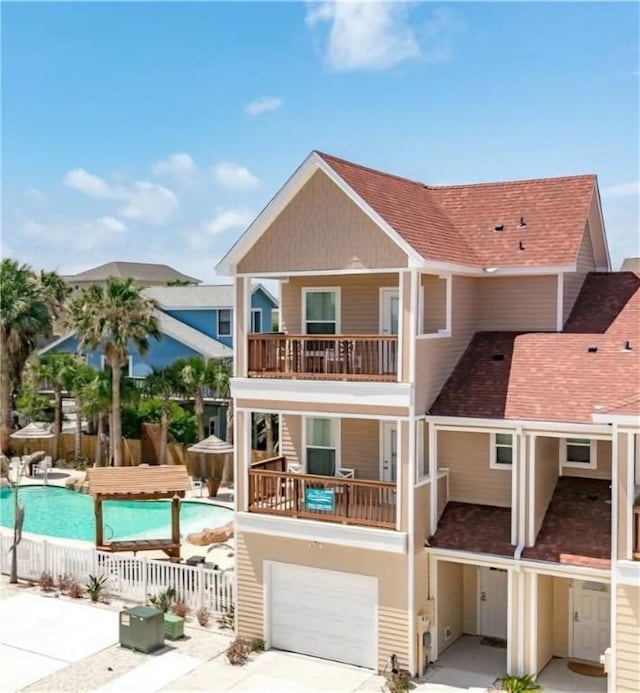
[267,562,378,670]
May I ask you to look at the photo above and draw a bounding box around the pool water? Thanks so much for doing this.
[0,485,232,542]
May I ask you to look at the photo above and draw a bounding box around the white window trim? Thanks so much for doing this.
[301,287,341,335]
[250,308,262,333]
[100,354,133,377]
[302,416,341,475]
[490,432,514,469]
[560,438,597,470]
[208,417,217,436]
[217,308,233,337]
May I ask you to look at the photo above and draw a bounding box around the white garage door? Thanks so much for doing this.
[268,562,378,670]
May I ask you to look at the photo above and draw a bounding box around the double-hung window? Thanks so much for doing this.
[490,433,513,469]
[561,438,596,469]
[305,417,338,476]
[218,309,232,337]
[303,289,338,335]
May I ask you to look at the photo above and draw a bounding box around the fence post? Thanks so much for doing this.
[42,539,49,576]
[197,565,204,609]
[141,556,148,599]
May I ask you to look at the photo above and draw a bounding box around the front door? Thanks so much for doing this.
[380,288,399,335]
[381,422,398,482]
[571,580,610,662]
[479,567,508,640]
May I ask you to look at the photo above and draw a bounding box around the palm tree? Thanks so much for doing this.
[176,357,216,445]
[79,370,111,467]
[144,365,181,465]
[211,360,234,484]
[0,260,67,454]
[35,353,80,462]
[68,363,99,463]
[66,279,159,466]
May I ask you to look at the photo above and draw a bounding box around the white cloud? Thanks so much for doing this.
[64,168,114,198]
[26,188,46,203]
[244,96,283,116]
[306,0,419,71]
[151,152,198,180]
[63,166,178,225]
[212,161,260,191]
[202,207,255,236]
[21,216,125,251]
[603,181,640,197]
[119,182,178,225]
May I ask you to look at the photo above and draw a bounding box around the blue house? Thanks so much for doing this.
[40,284,278,435]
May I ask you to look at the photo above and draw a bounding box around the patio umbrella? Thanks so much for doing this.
[10,422,55,440]
[187,434,234,455]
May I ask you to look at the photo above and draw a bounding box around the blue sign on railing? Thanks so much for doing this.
[305,487,335,512]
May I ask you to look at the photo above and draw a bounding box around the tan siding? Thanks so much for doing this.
[280,414,302,465]
[462,565,478,634]
[438,431,512,507]
[475,276,558,331]
[562,440,612,480]
[280,273,398,334]
[537,574,554,672]
[437,561,464,652]
[421,274,446,333]
[552,577,569,658]
[235,411,248,511]
[616,584,640,692]
[236,531,410,672]
[563,226,596,323]
[342,418,381,480]
[415,275,477,411]
[238,171,408,273]
[534,437,559,540]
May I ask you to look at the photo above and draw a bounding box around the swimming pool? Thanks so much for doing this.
[0,485,232,542]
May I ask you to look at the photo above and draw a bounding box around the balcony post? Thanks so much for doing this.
[234,277,250,378]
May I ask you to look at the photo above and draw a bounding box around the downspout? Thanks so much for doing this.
[607,424,619,693]
[513,426,526,676]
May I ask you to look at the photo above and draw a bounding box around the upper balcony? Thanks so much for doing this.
[248,334,398,381]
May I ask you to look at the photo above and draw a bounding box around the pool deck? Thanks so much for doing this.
[3,468,236,568]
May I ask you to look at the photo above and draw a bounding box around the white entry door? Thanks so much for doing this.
[268,562,378,669]
[479,567,509,640]
[381,422,398,482]
[571,580,610,662]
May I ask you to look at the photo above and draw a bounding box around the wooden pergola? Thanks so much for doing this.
[86,465,190,560]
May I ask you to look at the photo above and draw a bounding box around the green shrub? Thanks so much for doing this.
[86,574,108,602]
[496,674,541,693]
[147,586,176,613]
[217,605,235,630]
[250,638,265,653]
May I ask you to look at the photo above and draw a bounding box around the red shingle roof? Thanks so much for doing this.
[317,152,596,269]
[430,272,640,424]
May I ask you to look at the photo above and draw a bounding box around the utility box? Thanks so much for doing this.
[163,612,185,640]
[119,606,164,653]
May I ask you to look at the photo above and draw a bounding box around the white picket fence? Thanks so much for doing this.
[0,529,234,614]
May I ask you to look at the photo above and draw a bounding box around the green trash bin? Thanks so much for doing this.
[119,606,165,653]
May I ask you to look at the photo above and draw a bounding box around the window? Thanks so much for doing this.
[208,418,216,436]
[303,289,339,335]
[101,355,133,377]
[218,309,232,337]
[251,308,262,333]
[305,417,338,476]
[490,432,513,468]
[561,438,597,469]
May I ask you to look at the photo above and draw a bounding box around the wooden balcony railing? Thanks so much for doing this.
[248,468,397,529]
[248,334,398,381]
[633,506,640,560]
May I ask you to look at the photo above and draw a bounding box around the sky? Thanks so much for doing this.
[2,1,639,283]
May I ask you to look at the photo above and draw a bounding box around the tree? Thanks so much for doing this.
[211,360,234,484]
[79,370,111,467]
[143,365,181,465]
[0,260,67,454]
[69,363,100,463]
[35,353,79,462]
[66,279,159,466]
[1,455,25,584]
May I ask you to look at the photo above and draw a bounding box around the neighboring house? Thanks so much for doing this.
[62,261,201,292]
[40,283,278,438]
[216,150,640,689]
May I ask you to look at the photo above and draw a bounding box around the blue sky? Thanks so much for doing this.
[2,1,638,281]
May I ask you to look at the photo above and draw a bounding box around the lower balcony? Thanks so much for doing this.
[248,456,397,530]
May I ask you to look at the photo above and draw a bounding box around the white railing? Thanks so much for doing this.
[0,529,233,614]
